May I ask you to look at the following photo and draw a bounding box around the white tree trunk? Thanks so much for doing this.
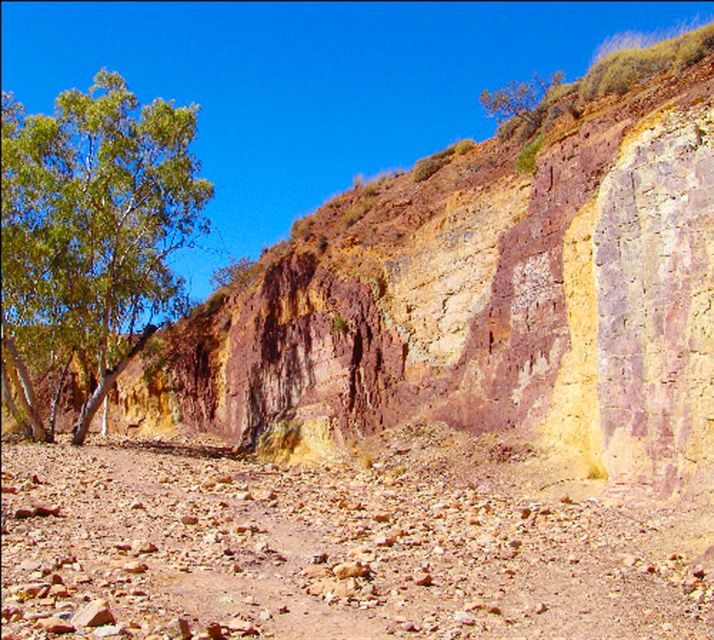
[1,361,33,438]
[101,396,109,437]
[72,324,157,445]
[1,335,46,441]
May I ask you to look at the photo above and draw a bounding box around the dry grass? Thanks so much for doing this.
[580,21,714,100]
[413,155,451,182]
[342,195,375,228]
[453,138,477,155]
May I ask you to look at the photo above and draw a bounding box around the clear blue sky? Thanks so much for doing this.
[2,1,711,302]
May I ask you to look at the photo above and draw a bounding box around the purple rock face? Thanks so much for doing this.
[95,61,713,498]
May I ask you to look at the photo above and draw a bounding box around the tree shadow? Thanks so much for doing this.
[106,438,250,462]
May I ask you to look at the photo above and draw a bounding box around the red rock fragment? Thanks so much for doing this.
[33,504,61,517]
[13,507,34,519]
[37,616,75,633]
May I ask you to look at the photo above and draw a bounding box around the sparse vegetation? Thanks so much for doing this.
[343,194,375,228]
[515,134,544,175]
[290,216,314,241]
[496,116,523,143]
[413,155,450,182]
[210,256,260,293]
[190,289,227,320]
[542,80,580,107]
[453,139,477,155]
[580,22,714,100]
[362,180,382,198]
[480,71,564,126]
[331,315,349,334]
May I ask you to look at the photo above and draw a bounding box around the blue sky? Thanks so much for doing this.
[2,1,711,302]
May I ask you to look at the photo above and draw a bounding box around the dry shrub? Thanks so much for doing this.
[343,195,375,228]
[497,117,523,143]
[413,155,450,182]
[453,138,477,155]
[357,451,374,470]
[290,216,315,241]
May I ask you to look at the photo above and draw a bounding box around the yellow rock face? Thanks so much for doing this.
[381,176,530,366]
[539,99,714,495]
[256,415,338,466]
[539,197,605,480]
[118,368,178,437]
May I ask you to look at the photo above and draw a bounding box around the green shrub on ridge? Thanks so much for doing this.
[516,134,544,175]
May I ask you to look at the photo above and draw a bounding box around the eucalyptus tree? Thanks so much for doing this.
[1,70,214,444]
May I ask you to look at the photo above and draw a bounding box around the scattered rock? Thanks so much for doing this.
[332,561,370,580]
[122,561,148,574]
[71,600,116,627]
[454,611,476,626]
[166,617,192,639]
[131,540,158,554]
[414,572,433,586]
[37,616,76,633]
[33,504,61,517]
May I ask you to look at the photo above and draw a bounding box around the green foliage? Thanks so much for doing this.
[1,69,213,442]
[413,155,450,182]
[331,315,349,334]
[453,139,477,155]
[515,134,544,175]
[580,22,714,100]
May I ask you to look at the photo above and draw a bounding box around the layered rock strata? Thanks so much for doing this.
[111,62,713,498]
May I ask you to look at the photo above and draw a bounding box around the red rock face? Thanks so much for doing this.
[100,56,713,496]
[219,252,407,447]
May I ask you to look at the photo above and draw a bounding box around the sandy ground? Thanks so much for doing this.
[1,423,712,639]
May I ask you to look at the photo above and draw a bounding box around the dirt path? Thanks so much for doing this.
[1,428,712,639]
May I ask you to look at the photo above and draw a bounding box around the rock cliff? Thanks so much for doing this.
[114,55,713,499]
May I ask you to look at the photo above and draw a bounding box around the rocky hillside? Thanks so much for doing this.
[106,47,713,499]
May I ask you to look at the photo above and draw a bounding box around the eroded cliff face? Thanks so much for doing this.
[114,58,713,498]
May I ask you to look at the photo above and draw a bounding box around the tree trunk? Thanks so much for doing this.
[72,324,157,445]
[1,336,46,441]
[100,396,109,437]
[48,355,73,443]
[1,361,33,438]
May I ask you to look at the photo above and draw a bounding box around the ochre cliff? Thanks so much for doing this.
[112,56,713,499]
